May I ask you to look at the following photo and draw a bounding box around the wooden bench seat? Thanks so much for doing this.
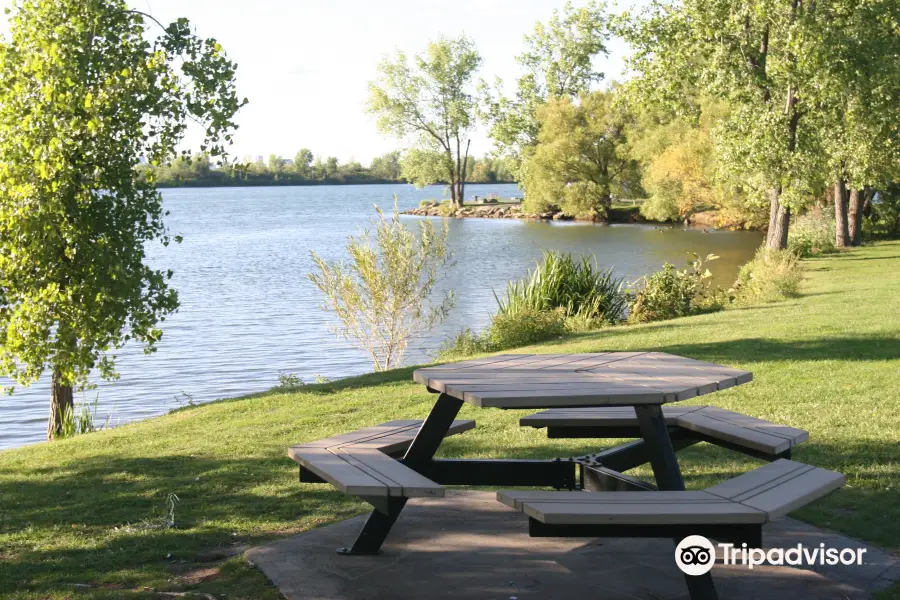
[497,459,844,544]
[289,419,475,500]
[521,406,808,458]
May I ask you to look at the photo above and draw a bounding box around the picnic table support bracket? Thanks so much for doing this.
[338,393,464,556]
[635,404,719,600]
[408,458,577,489]
[574,430,699,473]
[582,465,657,491]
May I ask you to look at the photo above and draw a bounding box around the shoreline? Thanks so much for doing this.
[403,203,750,229]
[403,202,650,224]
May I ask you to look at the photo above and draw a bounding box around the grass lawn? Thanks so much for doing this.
[1,242,898,599]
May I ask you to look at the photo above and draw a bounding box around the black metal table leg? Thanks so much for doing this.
[634,404,719,600]
[338,393,464,555]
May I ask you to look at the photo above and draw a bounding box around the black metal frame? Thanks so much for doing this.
[633,404,720,600]
[336,393,463,555]
[548,426,792,462]
[319,394,772,599]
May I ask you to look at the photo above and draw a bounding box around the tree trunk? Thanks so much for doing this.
[47,369,74,440]
[459,139,470,208]
[848,188,863,246]
[765,187,791,249]
[834,179,850,247]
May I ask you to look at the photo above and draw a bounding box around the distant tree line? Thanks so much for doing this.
[142,150,515,188]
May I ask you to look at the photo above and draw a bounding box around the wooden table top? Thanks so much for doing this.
[413,352,752,409]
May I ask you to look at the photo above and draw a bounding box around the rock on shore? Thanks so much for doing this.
[403,204,536,219]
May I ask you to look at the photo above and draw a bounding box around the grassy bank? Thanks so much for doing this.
[1,243,899,599]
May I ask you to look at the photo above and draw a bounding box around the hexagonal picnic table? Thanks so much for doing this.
[291,352,843,600]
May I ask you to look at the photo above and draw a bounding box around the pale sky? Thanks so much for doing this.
[0,0,639,164]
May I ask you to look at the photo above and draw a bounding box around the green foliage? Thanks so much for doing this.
[486,308,567,350]
[523,92,641,219]
[439,251,625,359]
[627,253,720,323]
[276,372,304,390]
[730,248,802,305]
[437,309,568,360]
[789,208,837,257]
[0,0,244,433]
[496,251,627,325]
[309,200,455,371]
[58,394,111,439]
[369,151,402,181]
[621,0,900,247]
[368,36,481,206]
[481,1,609,176]
[399,148,449,189]
[149,151,408,187]
[867,185,900,239]
[639,194,681,222]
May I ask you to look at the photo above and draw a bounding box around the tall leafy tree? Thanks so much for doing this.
[482,1,608,176]
[818,0,900,246]
[293,148,314,177]
[367,36,481,207]
[369,151,402,181]
[0,0,245,438]
[623,0,855,248]
[523,92,640,220]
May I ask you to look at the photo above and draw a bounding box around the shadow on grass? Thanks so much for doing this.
[1,435,897,596]
[642,335,900,363]
[0,453,366,595]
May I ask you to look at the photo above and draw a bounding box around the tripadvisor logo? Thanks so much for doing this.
[675,535,868,575]
[675,535,717,575]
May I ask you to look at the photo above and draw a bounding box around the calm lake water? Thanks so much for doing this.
[0,184,763,449]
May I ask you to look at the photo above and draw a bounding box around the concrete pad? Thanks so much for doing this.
[247,491,899,600]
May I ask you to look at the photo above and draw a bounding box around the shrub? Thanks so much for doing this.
[628,253,720,323]
[437,328,490,361]
[309,199,454,371]
[438,200,457,217]
[496,251,627,325]
[788,208,836,256]
[437,309,567,360]
[730,248,802,305]
[639,194,681,222]
[486,308,567,350]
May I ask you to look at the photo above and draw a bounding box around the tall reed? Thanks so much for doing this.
[495,251,627,325]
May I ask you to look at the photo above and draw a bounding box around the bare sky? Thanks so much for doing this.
[0,0,639,164]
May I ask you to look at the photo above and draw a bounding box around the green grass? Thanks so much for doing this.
[1,242,899,599]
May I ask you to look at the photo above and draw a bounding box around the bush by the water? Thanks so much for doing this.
[627,253,721,323]
[487,308,567,349]
[788,208,836,256]
[496,251,627,324]
[439,251,626,359]
[730,248,802,305]
[437,310,567,360]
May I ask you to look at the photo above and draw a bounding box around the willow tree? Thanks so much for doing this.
[523,92,641,220]
[367,36,481,207]
[0,0,245,439]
